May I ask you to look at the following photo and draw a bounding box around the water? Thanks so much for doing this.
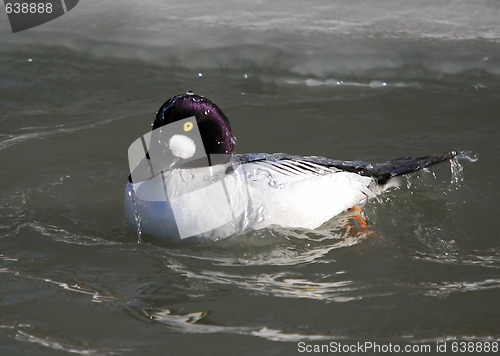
[127,185,142,243]
[1,0,499,354]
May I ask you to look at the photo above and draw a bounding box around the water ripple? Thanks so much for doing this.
[0,267,117,304]
[166,258,369,302]
[146,307,336,342]
[12,325,130,355]
[416,278,500,297]
[0,118,121,152]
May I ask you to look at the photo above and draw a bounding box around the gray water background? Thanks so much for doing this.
[0,0,499,354]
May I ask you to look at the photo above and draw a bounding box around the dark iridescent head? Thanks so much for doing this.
[152,92,235,160]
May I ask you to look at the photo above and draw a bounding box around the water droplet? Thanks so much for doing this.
[198,72,203,77]
[27,58,32,62]
[186,90,194,95]
[204,109,210,115]
[230,136,237,145]
[128,185,143,243]
[180,170,194,182]
[254,168,279,188]
[256,206,265,223]
[192,97,200,103]
[449,157,464,186]
[243,74,248,79]
[369,80,387,88]
[455,150,478,163]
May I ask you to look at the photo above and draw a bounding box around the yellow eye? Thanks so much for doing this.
[183,121,194,132]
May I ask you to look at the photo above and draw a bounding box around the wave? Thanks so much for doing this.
[1,0,500,78]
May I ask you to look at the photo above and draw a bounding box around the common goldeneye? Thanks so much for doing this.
[125,92,458,242]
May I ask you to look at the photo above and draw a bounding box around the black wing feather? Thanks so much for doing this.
[237,151,457,185]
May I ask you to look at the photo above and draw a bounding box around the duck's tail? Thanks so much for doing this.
[320,151,458,185]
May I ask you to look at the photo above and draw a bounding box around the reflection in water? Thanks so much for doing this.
[160,221,382,306]
[415,278,500,297]
[147,307,337,342]
[0,266,116,303]
[14,327,127,356]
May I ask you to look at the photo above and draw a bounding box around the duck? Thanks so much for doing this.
[124,92,458,242]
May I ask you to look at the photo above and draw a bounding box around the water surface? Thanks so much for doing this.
[0,0,499,354]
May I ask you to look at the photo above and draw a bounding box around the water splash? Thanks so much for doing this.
[449,150,478,188]
[127,185,142,243]
[449,156,464,186]
[246,168,283,189]
[454,150,478,163]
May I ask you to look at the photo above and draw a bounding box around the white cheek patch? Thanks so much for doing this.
[169,134,196,159]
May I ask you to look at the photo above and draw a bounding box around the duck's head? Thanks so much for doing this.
[152,92,235,161]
